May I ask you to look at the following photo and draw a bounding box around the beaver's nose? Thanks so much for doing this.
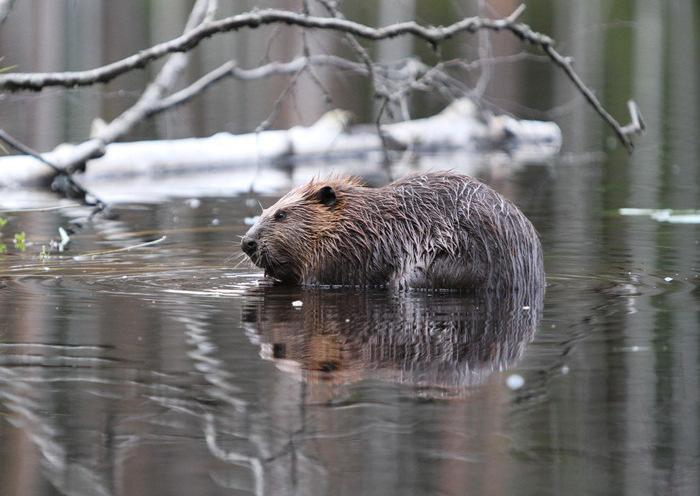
[241,236,258,256]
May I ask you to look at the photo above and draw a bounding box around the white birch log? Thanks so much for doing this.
[0,98,561,188]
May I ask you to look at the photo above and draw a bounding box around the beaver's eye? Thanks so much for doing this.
[274,210,287,221]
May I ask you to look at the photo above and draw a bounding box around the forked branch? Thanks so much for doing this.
[0,3,644,157]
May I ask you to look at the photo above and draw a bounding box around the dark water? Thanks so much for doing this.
[0,159,698,495]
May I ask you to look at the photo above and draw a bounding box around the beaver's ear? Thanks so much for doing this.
[316,186,336,207]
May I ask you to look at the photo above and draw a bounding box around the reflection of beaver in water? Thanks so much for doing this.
[241,284,543,388]
[241,172,544,290]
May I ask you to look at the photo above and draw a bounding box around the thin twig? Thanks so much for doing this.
[0,129,107,211]
[0,129,61,173]
[540,43,641,151]
[152,55,376,114]
[301,0,334,106]
[315,0,381,96]
[72,235,167,260]
[316,0,393,172]
[151,61,238,113]
[255,66,306,133]
[247,64,306,192]
[0,203,82,213]
[472,0,494,99]
[446,52,548,72]
[375,96,393,178]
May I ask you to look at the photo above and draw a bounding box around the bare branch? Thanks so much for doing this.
[471,0,494,99]
[0,3,643,152]
[316,0,381,95]
[0,6,543,93]
[255,66,306,133]
[445,52,549,71]
[138,52,553,136]
[507,4,527,23]
[151,61,238,113]
[374,95,394,177]
[539,43,642,151]
[0,129,106,210]
[0,129,61,173]
[151,54,441,117]
[315,0,393,171]
[300,0,334,106]
[620,100,646,135]
[59,0,216,174]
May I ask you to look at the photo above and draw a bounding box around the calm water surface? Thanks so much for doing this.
[0,158,698,495]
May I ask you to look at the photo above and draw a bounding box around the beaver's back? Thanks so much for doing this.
[376,172,544,291]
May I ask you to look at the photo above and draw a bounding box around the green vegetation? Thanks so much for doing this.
[13,231,25,251]
[0,217,6,254]
[0,217,27,254]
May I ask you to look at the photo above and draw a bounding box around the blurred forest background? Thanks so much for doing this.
[1,0,694,165]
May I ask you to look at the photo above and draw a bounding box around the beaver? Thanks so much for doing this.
[240,172,544,291]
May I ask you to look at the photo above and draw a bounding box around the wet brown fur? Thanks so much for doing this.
[242,172,544,291]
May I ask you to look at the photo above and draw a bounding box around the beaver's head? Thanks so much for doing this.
[240,178,361,283]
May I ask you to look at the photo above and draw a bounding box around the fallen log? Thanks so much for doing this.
[0,98,560,190]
